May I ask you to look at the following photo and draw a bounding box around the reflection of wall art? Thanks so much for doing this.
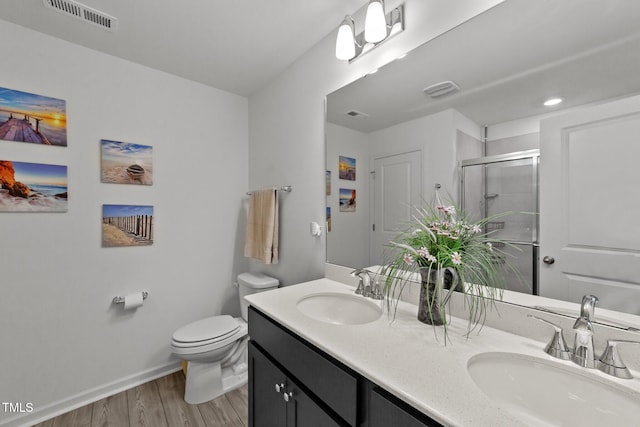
[339,188,356,212]
[0,160,67,212]
[339,156,356,181]
[326,170,331,195]
[0,86,67,146]
[101,139,153,185]
[102,204,154,247]
[326,206,332,232]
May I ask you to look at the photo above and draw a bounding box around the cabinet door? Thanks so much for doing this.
[249,342,287,427]
[286,379,342,427]
[369,387,441,427]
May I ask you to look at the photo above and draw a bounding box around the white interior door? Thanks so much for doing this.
[539,95,640,314]
[371,150,422,266]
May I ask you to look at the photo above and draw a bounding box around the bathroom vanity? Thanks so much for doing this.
[248,306,439,426]
[246,278,640,427]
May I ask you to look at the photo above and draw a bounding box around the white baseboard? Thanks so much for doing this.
[1,361,182,427]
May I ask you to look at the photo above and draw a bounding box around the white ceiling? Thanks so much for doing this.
[327,0,640,133]
[0,0,367,96]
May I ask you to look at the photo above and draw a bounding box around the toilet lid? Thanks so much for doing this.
[172,315,240,343]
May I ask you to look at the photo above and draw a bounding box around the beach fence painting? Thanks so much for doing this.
[0,160,68,212]
[102,204,154,247]
[0,86,67,146]
[101,139,153,185]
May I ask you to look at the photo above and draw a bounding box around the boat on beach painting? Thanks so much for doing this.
[101,139,153,185]
[0,160,68,212]
[102,204,154,247]
[0,86,67,146]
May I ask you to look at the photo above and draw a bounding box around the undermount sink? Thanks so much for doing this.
[296,292,382,325]
[467,352,640,426]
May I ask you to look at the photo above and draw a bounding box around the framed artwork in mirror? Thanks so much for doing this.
[339,188,356,212]
[339,156,355,181]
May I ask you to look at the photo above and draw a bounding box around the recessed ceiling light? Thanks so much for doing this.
[543,97,563,106]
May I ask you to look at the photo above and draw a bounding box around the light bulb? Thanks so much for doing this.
[364,0,387,43]
[336,16,356,60]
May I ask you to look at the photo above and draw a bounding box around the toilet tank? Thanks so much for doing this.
[237,272,279,320]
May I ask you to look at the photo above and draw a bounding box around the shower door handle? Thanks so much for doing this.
[543,256,555,265]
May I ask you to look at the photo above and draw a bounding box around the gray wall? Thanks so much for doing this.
[0,20,249,427]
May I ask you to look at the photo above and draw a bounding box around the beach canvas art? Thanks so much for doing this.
[339,156,356,181]
[101,139,153,185]
[339,188,356,212]
[0,86,67,146]
[102,204,154,247]
[0,160,67,212]
[326,170,331,195]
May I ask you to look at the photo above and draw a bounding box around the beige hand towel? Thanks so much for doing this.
[244,188,279,264]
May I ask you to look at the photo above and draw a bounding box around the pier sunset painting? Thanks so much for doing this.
[0,86,67,146]
[101,139,153,185]
[102,204,154,247]
[0,160,68,212]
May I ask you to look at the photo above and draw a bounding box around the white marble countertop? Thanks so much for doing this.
[245,278,640,427]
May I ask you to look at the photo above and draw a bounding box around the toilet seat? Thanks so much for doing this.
[171,315,246,355]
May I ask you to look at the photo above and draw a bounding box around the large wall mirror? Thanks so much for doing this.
[325,0,640,322]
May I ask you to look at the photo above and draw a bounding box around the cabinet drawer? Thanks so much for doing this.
[249,307,358,426]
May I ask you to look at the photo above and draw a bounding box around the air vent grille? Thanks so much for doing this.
[43,0,118,31]
[345,110,369,118]
[423,81,460,98]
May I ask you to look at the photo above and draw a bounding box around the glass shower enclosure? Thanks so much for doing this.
[459,150,539,294]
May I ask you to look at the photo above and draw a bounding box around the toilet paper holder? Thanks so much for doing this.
[112,291,148,305]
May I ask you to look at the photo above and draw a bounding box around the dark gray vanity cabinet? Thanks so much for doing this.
[368,386,442,427]
[248,306,442,427]
[249,342,342,427]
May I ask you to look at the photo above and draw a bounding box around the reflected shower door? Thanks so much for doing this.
[461,151,539,294]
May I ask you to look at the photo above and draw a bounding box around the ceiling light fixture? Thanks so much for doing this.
[543,97,563,106]
[335,1,404,62]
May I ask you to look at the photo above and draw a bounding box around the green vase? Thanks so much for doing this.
[417,268,455,325]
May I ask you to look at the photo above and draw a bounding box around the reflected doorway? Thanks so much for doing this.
[371,150,422,266]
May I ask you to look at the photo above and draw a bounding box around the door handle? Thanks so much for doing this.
[543,256,555,265]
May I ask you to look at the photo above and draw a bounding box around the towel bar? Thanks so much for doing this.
[246,185,292,195]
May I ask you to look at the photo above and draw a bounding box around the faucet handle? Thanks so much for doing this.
[598,339,640,379]
[528,315,572,360]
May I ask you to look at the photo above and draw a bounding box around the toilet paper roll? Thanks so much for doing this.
[124,292,144,310]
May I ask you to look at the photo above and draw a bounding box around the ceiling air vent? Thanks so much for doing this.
[345,110,369,118]
[423,81,460,98]
[43,0,118,32]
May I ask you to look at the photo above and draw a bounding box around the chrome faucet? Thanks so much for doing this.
[572,294,599,368]
[532,294,640,379]
[350,269,372,295]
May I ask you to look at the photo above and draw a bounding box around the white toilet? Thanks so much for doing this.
[171,272,279,404]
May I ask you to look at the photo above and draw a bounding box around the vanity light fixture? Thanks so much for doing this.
[364,0,388,43]
[543,97,563,106]
[336,16,357,61]
[335,1,405,62]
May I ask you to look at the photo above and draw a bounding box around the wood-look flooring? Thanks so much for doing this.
[33,371,248,427]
